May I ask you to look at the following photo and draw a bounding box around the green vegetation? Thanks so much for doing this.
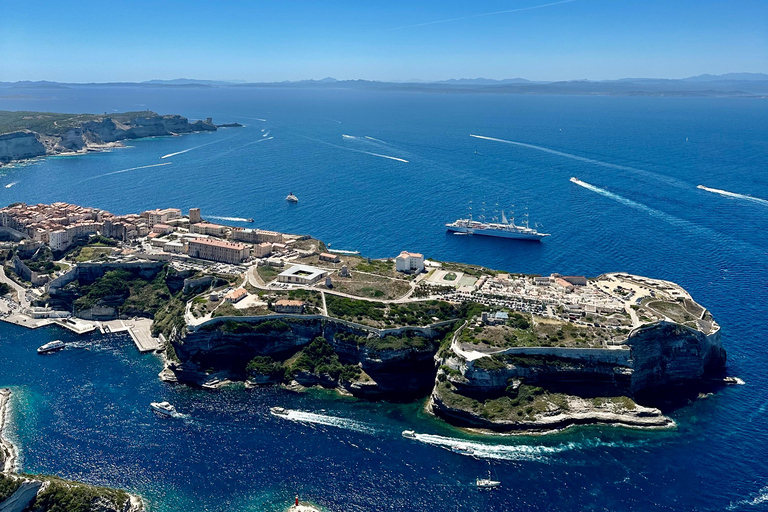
[256,265,280,282]
[325,295,386,323]
[436,381,570,422]
[73,246,114,262]
[647,300,697,324]
[26,476,129,512]
[0,474,21,502]
[73,268,171,317]
[0,282,10,296]
[592,396,637,410]
[246,356,283,379]
[334,331,431,351]
[0,110,159,136]
[288,336,361,382]
[208,319,292,335]
[474,356,507,371]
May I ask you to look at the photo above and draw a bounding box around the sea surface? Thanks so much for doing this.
[0,86,766,511]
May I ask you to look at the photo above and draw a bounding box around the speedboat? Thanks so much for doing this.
[150,401,176,417]
[270,406,289,417]
[402,430,417,439]
[451,444,475,455]
[286,192,298,203]
[246,218,254,223]
[37,340,65,354]
[476,471,501,489]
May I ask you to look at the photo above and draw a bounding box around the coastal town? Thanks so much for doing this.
[0,201,715,350]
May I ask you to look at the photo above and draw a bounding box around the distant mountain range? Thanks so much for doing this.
[1,73,767,97]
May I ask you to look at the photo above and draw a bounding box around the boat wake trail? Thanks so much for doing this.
[277,410,376,434]
[206,215,249,222]
[470,134,687,189]
[697,185,768,207]
[5,181,18,189]
[82,162,172,182]
[243,136,273,147]
[305,136,408,163]
[365,136,387,144]
[411,433,639,462]
[161,139,224,159]
[569,178,761,254]
[727,485,768,510]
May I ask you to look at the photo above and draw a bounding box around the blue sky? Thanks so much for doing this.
[1,0,766,82]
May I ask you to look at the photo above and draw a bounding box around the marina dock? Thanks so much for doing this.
[1,314,161,352]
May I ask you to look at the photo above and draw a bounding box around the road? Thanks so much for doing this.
[0,267,29,309]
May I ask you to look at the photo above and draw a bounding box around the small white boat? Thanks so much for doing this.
[476,471,501,489]
[286,192,299,203]
[451,444,475,455]
[201,378,221,390]
[270,406,289,417]
[37,340,65,354]
[150,401,176,417]
[402,430,417,439]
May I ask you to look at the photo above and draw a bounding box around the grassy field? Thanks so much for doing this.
[331,272,411,300]
[73,246,114,262]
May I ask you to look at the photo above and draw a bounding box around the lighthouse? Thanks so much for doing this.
[295,495,299,507]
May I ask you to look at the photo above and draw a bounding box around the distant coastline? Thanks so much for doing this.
[0,111,238,166]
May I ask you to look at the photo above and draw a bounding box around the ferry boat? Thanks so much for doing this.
[37,340,65,354]
[476,471,501,489]
[446,208,549,241]
[270,406,290,417]
[401,430,417,439]
[286,192,299,203]
[150,401,176,417]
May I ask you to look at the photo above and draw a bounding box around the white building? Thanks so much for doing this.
[395,251,424,273]
[277,264,328,285]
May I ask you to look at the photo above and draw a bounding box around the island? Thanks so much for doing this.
[0,202,730,434]
[0,110,232,165]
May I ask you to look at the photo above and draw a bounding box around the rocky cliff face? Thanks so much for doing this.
[171,317,441,398]
[626,321,726,394]
[0,131,46,163]
[0,112,217,164]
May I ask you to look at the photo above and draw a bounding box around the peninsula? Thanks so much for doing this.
[0,110,231,165]
[0,202,730,433]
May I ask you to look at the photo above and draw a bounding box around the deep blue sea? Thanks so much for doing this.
[0,86,766,511]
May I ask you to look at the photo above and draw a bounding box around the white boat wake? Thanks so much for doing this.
[206,215,250,222]
[568,177,760,255]
[243,136,273,147]
[5,181,18,188]
[275,409,376,434]
[364,136,387,144]
[697,185,768,207]
[470,134,687,189]
[409,432,639,462]
[306,137,408,163]
[82,162,172,181]
[161,138,224,159]
[727,485,768,510]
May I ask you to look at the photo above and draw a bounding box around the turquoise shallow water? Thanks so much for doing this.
[0,86,766,511]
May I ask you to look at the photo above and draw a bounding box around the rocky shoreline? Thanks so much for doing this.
[0,388,18,473]
[0,389,144,512]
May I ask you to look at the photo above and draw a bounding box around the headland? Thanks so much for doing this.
[0,201,731,433]
[0,110,236,165]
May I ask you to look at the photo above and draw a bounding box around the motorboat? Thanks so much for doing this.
[150,401,176,417]
[451,444,475,455]
[270,406,290,417]
[401,430,417,439]
[37,340,65,354]
[476,471,501,489]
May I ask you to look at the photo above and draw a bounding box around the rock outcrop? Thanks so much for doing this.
[0,131,46,163]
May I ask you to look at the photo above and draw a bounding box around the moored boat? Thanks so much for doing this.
[37,340,65,354]
[446,206,548,241]
[286,192,299,203]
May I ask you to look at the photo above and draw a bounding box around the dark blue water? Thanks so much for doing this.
[0,87,766,511]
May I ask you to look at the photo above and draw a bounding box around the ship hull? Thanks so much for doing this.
[446,225,548,241]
